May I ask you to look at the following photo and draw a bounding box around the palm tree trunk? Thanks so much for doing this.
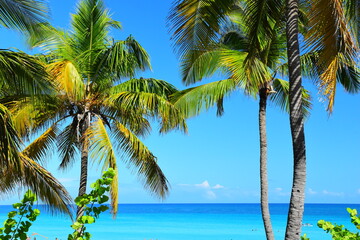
[285,0,307,239]
[259,88,274,240]
[76,112,90,219]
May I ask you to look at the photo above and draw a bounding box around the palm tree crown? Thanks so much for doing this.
[9,0,187,217]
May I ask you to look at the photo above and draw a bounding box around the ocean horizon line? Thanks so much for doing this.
[1,202,359,206]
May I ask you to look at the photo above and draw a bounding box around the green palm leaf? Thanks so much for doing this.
[87,117,118,215]
[22,124,58,164]
[3,154,73,216]
[270,78,312,117]
[93,37,151,85]
[107,91,187,133]
[168,0,237,57]
[171,79,237,117]
[0,50,51,96]
[112,121,169,199]
[0,0,48,34]
[109,78,177,98]
[0,103,21,169]
[58,120,80,170]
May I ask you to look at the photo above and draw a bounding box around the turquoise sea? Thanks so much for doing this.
[0,203,359,240]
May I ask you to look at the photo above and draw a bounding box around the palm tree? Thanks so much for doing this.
[284,0,359,237]
[0,0,72,215]
[169,1,360,239]
[12,0,187,219]
[283,0,307,238]
[168,1,312,239]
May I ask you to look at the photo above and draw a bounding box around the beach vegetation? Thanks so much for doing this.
[0,169,115,240]
[302,208,360,240]
[0,190,40,240]
[8,0,187,219]
[69,168,115,240]
[0,0,72,215]
[167,1,311,239]
[168,0,359,238]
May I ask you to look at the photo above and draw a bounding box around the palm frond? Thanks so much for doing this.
[22,124,58,164]
[270,78,312,118]
[107,91,187,133]
[0,154,73,217]
[305,0,356,67]
[0,103,21,169]
[87,117,118,215]
[0,50,52,95]
[170,79,237,117]
[337,62,360,94]
[26,23,66,53]
[58,119,80,170]
[71,0,110,53]
[242,0,283,60]
[180,47,228,85]
[108,78,178,99]
[47,60,85,102]
[344,0,360,46]
[219,49,271,94]
[220,28,249,51]
[112,121,169,199]
[0,0,48,34]
[168,0,237,57]
[93,37,151,86]
[6,99,35,138]
[70,0,124,79]
[98,105,151,137]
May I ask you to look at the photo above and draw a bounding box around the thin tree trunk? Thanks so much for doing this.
[285,0,307,239]
[259,88,274,240]
[76,111,90,219]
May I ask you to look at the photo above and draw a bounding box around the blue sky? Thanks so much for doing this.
[0,0,359,205]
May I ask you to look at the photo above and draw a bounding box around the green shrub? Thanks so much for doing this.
[0,168,115,240]
[68,168,115,240]
[0,190,40,240]
[302,208,360,240]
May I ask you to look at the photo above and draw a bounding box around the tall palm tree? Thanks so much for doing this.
[169,1,359,239]
[284,0,359,237]
[12,0,187,218]
[284,0,307,238]
[0,0,72,215]
[168,1,312,239]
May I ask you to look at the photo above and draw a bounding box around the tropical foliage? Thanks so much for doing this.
[0,190,40,240]
[302,208,360,240]
[168,0,359,239]
[7,0,186,218]
[0,0,48,35]
[305,0,360,112]
[168,1,312,239]
[69,168,115,240]
[0,0,72,215]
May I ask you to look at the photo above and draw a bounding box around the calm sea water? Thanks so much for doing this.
[0,203,359,240]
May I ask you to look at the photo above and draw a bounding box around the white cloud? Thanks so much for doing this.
[212,184,224,189]
[308,188,317,195]
[275,187,283,192]
[195,180,211,189]
[357,189,360,194]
